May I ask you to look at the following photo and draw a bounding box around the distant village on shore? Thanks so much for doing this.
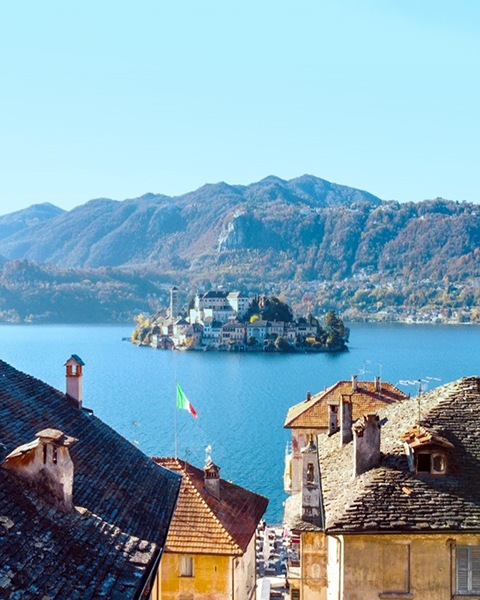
[131,288,349,353]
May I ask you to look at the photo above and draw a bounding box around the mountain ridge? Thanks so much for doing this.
[0,175,477,286]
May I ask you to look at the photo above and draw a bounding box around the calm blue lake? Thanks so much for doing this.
[0,323,478,522]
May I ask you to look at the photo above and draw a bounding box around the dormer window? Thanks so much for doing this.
[402,424,453,477]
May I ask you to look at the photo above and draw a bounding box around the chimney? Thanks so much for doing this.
[352,414,381,477]
[2,428,78,512]
[374,376,381,393]
[351,375,358,393]
[65,354,85,408]
[340,396,353,446]
[301,438,321,525]
[306,391,311,401]
[328,402,339,435]
[204,460,221,500]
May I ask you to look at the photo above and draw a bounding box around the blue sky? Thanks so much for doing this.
[1,1,479,214]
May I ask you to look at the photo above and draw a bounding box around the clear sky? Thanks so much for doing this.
[1,1,479,215]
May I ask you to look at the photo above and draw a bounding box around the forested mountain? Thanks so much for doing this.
[0,175,478,323]
[0,203,64,240]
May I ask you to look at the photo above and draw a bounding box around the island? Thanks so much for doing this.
[131,289,349,353]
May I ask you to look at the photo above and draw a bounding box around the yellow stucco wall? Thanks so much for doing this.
[294,531,480,600]
[339,533,480,600]
[153,552,231,600]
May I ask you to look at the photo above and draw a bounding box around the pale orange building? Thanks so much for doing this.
[151,457,268,600]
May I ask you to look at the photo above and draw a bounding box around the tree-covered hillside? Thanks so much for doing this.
[0,175,478,323]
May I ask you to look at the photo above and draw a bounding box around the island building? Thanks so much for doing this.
[169,285,179,319]
[189,290,252,326]
[0,355,181,599]
[151,456,268,600]
[283,376,409,494]
[282,376,480,599]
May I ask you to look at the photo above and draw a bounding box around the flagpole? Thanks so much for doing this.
[174,382,178,458]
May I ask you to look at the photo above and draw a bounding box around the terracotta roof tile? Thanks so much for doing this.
[284,380,408,428]
[153,457,268,556]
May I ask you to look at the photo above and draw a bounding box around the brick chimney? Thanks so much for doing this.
[352,414,381,476]
[301,438,321,525]
[340,395,353,446]
[374,376,381,393]
[65,354,84,408]
[204,460,221,500]
[2,429,78,512]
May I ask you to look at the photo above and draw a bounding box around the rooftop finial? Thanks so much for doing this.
[205,444,212,466]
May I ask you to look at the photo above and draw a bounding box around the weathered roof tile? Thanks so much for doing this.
[0,358,182,599]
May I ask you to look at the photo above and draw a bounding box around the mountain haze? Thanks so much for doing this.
[0,174,478,290]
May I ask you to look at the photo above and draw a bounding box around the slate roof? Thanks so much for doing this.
[284,379,408,429]
[152,457,268,556]
[0,358,182,599]
[284,376,480,535]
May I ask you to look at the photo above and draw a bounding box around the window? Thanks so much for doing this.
[306,462,315,483]
[432,453,446,474]
[416,451,447,475]
[52,447,58,465]
[381,543,410,595]
[180,555,194,577]
[291,589,300,600]
[457,546,480,595]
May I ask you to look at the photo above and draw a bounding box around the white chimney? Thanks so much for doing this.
[65,354,84,408]
[352,375,358,393]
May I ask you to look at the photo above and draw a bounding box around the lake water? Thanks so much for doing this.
[0,323,478,522]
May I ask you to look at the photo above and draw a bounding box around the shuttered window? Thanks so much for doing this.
[180,555,194,577]
[457,546,480,594]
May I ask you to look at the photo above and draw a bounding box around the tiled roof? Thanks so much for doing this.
[284,379,408,428]
[285,376,480,535]
[153,457,268,556]
[0,359,181,599]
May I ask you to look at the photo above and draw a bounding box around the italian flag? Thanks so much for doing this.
[176,383,198,418]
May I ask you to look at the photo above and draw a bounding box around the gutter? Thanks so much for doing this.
[330,534,344,600]
[135,545,163,600]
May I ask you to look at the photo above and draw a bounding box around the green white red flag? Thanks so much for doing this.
[176,383,198,418]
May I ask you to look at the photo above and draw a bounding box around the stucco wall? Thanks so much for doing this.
[339,533,480,600]
[234,536,256,600]
[155,552,231,600]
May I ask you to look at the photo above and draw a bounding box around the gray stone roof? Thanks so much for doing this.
[0,358,181,599]
[285,376,480,535]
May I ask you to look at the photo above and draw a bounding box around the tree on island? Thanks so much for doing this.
[243,295,294,323]
[323,310,350,350]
